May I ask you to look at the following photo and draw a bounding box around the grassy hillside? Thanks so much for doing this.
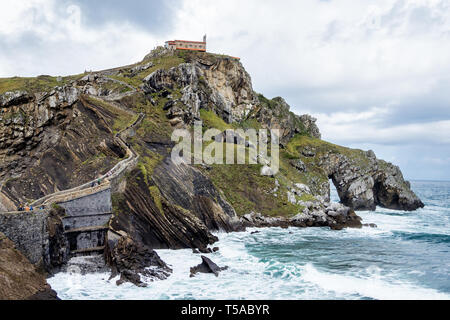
[0,75,84,95]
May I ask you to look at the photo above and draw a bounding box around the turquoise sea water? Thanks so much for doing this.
[48,181,450,300]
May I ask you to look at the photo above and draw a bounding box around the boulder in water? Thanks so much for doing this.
[105,231,172,287]
[190,255,228,277]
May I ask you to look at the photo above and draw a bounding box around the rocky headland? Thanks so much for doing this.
[0,47,424,294]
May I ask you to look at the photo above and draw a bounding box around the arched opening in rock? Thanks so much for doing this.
[329,178,341,203]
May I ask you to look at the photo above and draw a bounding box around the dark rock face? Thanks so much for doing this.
[105,231,172,287]
[110,168,220,250]
[26,289,59,300]
[152,158,242,232]
[0,232,59,300]
[190,255,228,277]
[320,152,424,211]
[372,169,424,211]
[0,91,127,211]
[45,206,70,273]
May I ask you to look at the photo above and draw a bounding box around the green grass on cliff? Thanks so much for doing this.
[236,117,263,130]
[110,54,185,89]
[196,110,324,217]
[148,185,164,215]
[133,94,174,139]
[205,161,305,217]
[286,134,371,167]
[197,142,308,217]
[0,75,82,95]
[137,151,163,182]
[123,93,172,189]
[257,94,280,110]
[200,109,233,132]
[101,80,132,94]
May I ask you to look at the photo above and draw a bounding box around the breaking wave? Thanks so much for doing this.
[48,181,450,300]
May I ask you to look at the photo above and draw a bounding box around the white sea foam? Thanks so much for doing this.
[48,182,450,300]
[48,226,450,300]
[300,263,450,300]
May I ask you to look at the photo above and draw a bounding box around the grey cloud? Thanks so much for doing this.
[65,0,181,35]
[343,143,450,181]
[266,79,450,129]
[378,0,447,35]
[0,0,180,77]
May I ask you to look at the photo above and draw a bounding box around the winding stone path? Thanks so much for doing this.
[20,102,146,257]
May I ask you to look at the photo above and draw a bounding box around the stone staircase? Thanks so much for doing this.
[22,109,145,258]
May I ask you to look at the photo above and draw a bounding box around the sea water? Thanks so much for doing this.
[48,181,450,300]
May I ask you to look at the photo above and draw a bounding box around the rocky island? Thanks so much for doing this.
[0,47,424,297]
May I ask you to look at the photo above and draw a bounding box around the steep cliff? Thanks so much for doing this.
[0,86,131,210]
[0,47,423,259]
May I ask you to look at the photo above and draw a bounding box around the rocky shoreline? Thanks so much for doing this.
[0,47,425,296]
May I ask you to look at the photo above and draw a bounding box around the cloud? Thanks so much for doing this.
[63,0,180,35]
[316,109,450,146]
[0,0,449,179]
[0,0,176,77]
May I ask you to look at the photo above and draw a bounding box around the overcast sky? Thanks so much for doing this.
[1,0,449,180]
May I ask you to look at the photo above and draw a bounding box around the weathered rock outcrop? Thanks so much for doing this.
[105,231,171,287]
[0,89,129,209]
[241,200,362,231]
[0,232,58,300]
[45,206,70,273]
[319,150,424,211]
[143,57,258,125]
[250,96,321,144]
[0,91,32,108]
[285,135,423,212]
[110,168,221,251]
[190,255,228,277]
[141,56,320,144]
